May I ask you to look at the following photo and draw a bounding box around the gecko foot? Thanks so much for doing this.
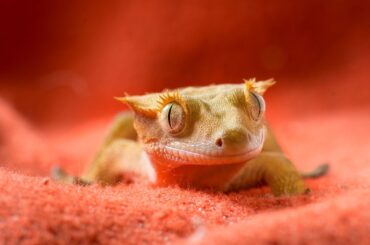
[51,166,91,186]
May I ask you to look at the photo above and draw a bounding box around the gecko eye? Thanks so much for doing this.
[160,102,186,134]
[249,92,265,121]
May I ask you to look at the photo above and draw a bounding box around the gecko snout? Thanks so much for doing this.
[215,128,248,151]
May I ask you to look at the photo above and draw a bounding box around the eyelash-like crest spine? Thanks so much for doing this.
[156,90,188,114]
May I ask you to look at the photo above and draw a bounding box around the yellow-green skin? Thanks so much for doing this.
[54,79,328,196]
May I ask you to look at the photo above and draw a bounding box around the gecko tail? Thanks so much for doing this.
[301,163,330,179]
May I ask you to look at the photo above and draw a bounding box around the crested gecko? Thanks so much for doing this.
[53,79,328,196]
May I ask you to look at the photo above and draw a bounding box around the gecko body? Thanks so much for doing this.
[53,79,328,196]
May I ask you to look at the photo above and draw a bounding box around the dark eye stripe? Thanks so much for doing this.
[167,103,174,128]
[250,92,261,117]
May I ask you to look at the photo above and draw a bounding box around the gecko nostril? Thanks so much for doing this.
[215,138,223,147]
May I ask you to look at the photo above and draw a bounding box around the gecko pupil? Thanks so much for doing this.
[161,102,185,134]
[168,103,174,128]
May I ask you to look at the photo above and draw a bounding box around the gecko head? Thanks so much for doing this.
[116,79,275,166]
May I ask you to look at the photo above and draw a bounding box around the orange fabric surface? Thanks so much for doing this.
[1,1,370,244]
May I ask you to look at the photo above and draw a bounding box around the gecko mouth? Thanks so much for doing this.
[148,145,262,165]
[145,134,264,166]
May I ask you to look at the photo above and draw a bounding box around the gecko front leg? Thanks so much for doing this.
[225,124,328,196]
[52,112,153,185]
[81,139,144,184]
[227,152,307,196]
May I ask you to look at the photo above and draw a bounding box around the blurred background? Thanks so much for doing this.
[0,0,369,127]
